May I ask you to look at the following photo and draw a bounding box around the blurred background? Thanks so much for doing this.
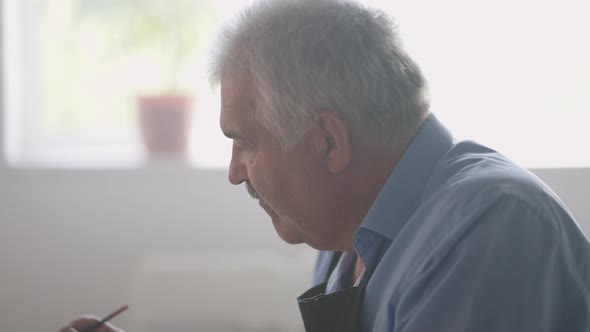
[0,0,589,331]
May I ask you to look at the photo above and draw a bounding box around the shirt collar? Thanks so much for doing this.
[354,114,453,266]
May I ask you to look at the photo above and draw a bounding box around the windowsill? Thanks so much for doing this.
[2,147,230,170]
[0,157,227,173]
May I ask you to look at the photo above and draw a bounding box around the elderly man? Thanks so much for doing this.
[62,0,590,331]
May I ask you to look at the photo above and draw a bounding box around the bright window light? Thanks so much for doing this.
[367,0,590,168]
[2,0,589,169]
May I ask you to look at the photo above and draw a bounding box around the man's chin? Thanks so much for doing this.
[271,218,305,244]
[259,201,305,244]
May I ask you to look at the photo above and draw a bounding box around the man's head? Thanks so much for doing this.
[210,0,429,250]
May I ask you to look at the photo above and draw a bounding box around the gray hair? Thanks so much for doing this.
[208,0,430,150]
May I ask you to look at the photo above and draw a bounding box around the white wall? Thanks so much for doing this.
[0,164,316,332]
[0,163,589,332]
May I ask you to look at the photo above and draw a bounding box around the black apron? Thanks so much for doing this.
[297,252,368,332]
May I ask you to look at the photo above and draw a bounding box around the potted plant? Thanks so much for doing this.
[138,94,193,158]
[77,0,219,159]
[130,1,200,160]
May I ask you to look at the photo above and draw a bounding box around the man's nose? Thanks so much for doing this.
[228,156,247,185]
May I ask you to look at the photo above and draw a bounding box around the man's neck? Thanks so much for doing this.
[337,145,403,252]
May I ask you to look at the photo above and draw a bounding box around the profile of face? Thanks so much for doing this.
[219,70,350,248]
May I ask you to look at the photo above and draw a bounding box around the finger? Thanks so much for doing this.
[58,323,75,332]
[58,326,77,332]
[62,315,124,332]
[67,318,101,332]
[71,319,123,332]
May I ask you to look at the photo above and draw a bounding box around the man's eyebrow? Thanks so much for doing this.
[222,100,256,111]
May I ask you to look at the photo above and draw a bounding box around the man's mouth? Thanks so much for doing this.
[245,181,259,199]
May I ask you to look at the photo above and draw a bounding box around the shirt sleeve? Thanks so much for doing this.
[393,196,590,332]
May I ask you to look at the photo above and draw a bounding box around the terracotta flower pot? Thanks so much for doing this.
[138,95,193,159]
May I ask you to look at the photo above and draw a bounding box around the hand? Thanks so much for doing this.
[59,315,125,332]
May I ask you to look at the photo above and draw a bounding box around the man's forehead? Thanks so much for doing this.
[221,69,255,103]
[220,70,257,134]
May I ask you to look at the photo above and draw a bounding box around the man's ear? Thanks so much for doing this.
[316,110,352,173]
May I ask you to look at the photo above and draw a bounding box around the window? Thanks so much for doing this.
[2,0,589,168]
[367,0,590,168]
[2,0,243,168]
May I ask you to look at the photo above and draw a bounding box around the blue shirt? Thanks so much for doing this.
[312,115,590,331]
